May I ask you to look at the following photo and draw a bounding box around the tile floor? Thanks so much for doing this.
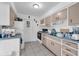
[21,41,55,56]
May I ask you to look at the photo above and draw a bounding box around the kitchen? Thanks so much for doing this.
[0,2,79,56]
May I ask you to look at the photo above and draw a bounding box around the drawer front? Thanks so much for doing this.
[63,45,78,56]
[63,40,78,49]
[62,50,74,56]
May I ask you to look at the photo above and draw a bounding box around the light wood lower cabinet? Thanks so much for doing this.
[63,40,78,49]
[62,40,78,56]
[42,37,46,45]
[62,50,74,56]
[50,41,61,56]
[42,34,79,56]
[42,36,61,56]
[62,45,78,56]
[45,38,52,49]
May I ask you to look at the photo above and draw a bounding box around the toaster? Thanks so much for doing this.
[71,34,79,40]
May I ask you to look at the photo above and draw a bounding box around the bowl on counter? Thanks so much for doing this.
[56,32,64,38]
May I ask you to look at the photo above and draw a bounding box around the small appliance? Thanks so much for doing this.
[71,34,79,40]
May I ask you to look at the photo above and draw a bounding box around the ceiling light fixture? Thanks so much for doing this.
[33,4,39,9]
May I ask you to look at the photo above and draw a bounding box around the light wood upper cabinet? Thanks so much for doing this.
[51,13,57,23]
[40,3,79,26]
[51,14,55,23]
[40,16,52,27]
[44,16,52,27]
[58,9,67,20]
[55,9,67,21]
[40,9,67,27]
[40,19,44,24]
[51,9,67,25]
[68,3,79,26]
[10,7,16,26]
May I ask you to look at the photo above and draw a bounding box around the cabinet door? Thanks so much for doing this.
[68,3,79,26]
[49,39,61,56]
[63,40,78,49]
[58,9,67,20]
[62,50,74,56]
[53,9,67,24]
[10,7,16,26]
[53,42,61,56]
[49,40,55,52]
[42,37,46,45]
[45,16,52,27]
[40,19,44,24]
[62,45,78,56]
[53,13,58,24]
[42,36,53,49]
[46,39,52,49]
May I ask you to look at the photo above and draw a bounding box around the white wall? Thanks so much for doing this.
[15,13,40,42]
[14,21,24,34]
[0,3,10,25]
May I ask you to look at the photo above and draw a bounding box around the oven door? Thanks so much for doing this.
[37,32,41,40]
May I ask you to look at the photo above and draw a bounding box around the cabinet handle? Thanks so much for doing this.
[66,42,76,46]
[65,54,69,56]
[51,42,54,46]
[66,48,71,52]
[68,42,76,45]
[66,43,71,45]
[70,19,72,23]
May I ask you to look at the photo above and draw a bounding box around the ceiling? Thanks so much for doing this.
[13,2,59,17]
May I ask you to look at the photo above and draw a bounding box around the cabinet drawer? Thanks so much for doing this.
[63,45,78,56]
[63,40,78,49]
[62,50,74,56]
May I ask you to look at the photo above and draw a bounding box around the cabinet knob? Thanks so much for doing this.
[66,48,71,52]
[70,19,72,23]
[65,54,69,56]
[51,42,54,46]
